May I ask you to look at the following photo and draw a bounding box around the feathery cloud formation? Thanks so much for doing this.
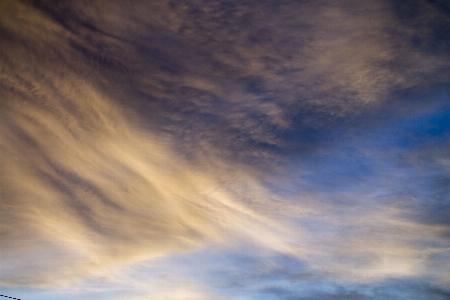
[1,0,449,299]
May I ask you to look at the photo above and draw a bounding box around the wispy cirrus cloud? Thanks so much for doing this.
[1,0,449,299]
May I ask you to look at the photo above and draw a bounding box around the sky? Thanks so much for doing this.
[1,0,449,299]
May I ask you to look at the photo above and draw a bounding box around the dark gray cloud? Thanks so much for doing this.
[17,0,450,165]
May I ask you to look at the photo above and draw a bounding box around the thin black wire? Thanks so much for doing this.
[0,295,21,299]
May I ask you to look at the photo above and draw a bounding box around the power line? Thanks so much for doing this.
[0,295,21,300]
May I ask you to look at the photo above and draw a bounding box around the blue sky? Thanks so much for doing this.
[1,0,450,299]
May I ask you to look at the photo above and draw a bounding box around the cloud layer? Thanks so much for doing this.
[1,0,449,299]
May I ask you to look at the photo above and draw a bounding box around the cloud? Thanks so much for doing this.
[20,0,450,163]
[1,0,449,298]
[1,67,290,284]
[0,3,300,283]
[0,1,259,285]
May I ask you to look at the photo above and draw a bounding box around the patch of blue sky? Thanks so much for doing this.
[0,288,107,300]
[283,99,450,197]
[256,277,448,300]
[379,105,450,150]
[130,245,434,300]
[121,246,326,299]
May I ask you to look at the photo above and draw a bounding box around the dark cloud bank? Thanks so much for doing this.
[16,0,450,162]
